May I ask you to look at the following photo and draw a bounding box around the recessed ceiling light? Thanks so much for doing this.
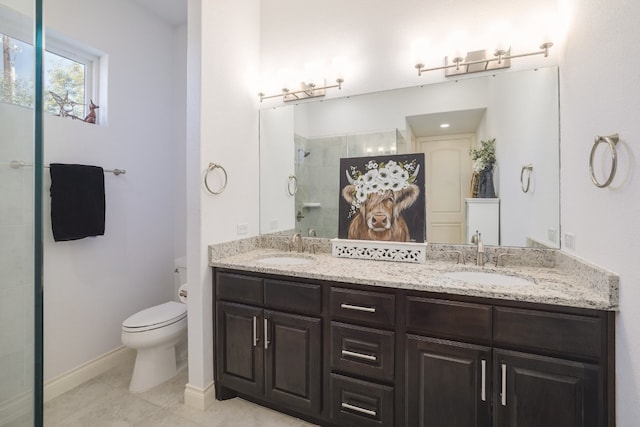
[440,123,450,128]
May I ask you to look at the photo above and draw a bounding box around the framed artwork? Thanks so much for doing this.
[338,153,426,243]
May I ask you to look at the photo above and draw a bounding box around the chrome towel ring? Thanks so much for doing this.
[204,162,228,195]
[589,133,619,188]
[520,164,533,193]
[287,174,298,196]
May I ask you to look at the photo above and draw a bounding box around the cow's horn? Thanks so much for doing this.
[411,164,421,178]
[345,169,355,184]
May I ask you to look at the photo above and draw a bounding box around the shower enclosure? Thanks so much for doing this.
[0,0,43,425]
[293,129,405,238]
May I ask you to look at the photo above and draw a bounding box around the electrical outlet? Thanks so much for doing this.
[547,228,557,242]
[564,232,575,250]
[269,219,278,230]
[237,223,248,235]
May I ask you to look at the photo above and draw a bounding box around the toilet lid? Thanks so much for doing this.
[122,301,187,330]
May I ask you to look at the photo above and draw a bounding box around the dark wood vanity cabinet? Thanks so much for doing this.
[215,272,322,416]
[405,335,492,427]
[493,349,602,427]
[213,268,615,427]
[492,306,607,427]
[329,287,396,426]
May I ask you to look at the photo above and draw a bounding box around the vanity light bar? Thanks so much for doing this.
[415,42,553,77]
[259,78,344,103]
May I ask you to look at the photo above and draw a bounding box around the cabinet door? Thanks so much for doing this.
[406,335,491,427]
[493,349,602,427]
[264,310,322,415]
[216,302,264,397]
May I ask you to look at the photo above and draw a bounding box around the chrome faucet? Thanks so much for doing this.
[291,233,304,253]
[473,230,485,266]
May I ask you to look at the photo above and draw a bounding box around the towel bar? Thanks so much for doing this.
[520,164,533,193]
[204,162,228,195]
[287,174,298,196]
[7,160,126,175]
[589,133,618,188]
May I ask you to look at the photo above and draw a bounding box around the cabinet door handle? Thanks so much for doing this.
[341,402,377,417]
[252,316,258,347]
[341,349,377,362]
[501,363,507,406]
[481,359,486,402]
[340,303,376,313]
[264,318,270,350]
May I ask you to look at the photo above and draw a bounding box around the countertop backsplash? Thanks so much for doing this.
[208,234,619,311]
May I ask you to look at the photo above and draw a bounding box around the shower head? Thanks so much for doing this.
[298,149,311,157]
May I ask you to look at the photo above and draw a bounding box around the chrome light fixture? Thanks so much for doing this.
[259,78,344,102]
[415,42,553,77]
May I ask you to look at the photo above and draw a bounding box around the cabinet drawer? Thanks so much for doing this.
[406,297,492,343]
[216,272,263,305]
[331,322,395,383]
[264,279,321,314]
[330,373,394,427]
[331,287,395,328]
[494,307,603,359]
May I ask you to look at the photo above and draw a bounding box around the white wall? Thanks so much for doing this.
[42,0,182,379]
[559,0,640,424]
[173,24,188,260]
[185,0,261,402]
[260,0,640,424]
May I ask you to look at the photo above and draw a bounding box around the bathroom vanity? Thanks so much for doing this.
[211,246,617,427]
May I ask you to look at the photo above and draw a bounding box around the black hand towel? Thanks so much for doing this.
[50,163,105,242]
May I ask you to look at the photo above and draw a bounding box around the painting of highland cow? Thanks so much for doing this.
[339,154,426,243]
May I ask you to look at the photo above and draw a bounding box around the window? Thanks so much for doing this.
[1,27,100,121]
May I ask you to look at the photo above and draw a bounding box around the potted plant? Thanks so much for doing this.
[469,138,496,198]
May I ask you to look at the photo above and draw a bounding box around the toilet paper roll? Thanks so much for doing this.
[178,283,188,303]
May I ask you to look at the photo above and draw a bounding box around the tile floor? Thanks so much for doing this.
[43,356,319,427]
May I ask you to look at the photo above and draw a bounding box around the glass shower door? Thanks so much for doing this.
[0,0,43,426]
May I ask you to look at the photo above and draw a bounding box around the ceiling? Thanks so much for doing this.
[406,108,487,137]
[132,0,187,27]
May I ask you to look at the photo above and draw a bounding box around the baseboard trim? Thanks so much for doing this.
[44,346,135,402]
[184,381,215,411]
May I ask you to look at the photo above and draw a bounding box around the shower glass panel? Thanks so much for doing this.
[0,0,43,426]
[294,129,402,238]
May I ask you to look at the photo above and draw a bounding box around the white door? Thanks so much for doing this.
[418,135,474,244]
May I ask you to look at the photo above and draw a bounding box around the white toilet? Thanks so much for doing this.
[121,257,188,393]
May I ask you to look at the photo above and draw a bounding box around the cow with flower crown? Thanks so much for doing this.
[342,159,421,242]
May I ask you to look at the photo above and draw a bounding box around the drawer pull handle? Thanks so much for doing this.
[501,363,507,406]
[481,359,486,402]
[341,402,377,417]
[340,303,376,313]
[264,318,270,350]
[252,316,258,347]
[341,349,377,362]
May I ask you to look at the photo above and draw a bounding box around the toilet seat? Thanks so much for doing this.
[123,301,186,333]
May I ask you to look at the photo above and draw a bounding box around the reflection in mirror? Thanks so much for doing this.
[260,66,560,248]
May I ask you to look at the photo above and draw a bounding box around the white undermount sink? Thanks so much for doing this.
[256,255,313,266]
[442,271,535,286]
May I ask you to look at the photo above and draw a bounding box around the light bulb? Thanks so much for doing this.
[331,56,348,82]
[411,38,429,66]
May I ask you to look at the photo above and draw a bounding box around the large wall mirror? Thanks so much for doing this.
[260,66,560,248]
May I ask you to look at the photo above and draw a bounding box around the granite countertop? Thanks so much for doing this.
[210,243,619,311]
